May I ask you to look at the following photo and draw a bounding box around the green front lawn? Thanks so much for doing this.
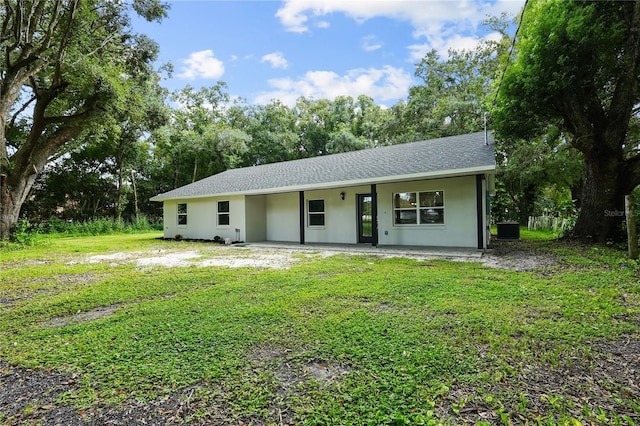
[1,233,639,425]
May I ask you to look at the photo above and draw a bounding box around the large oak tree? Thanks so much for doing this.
[0,0,167,238]
[493,0,640,242]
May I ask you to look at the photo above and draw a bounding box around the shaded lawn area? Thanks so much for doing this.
[1,233,639,425]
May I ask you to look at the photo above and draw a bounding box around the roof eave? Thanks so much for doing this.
[150,164,495,202]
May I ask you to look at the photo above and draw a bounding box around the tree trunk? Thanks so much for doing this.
[0,123,84,240]
[192,156,198,183]
[518,183,537,226]
[626,194,638,259]
[0,167,40,239]
[115,156,125,222]
[0,177,20,239]
[569,152,626,243]
[130,169,139,220]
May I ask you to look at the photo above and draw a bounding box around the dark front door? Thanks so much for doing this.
[358,194,373,243]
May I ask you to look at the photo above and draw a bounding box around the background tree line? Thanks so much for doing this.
[13,10,552,227]
[3,0,638,243]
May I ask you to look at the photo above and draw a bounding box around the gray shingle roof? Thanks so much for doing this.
[151,131,495,201]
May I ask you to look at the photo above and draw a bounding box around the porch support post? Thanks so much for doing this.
[476,174,484,249]
[299,191,305,245]
[371,184,378,247]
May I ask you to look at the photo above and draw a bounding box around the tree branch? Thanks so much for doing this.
[25,0,47,45]
[54,0,78,65]
[42,0,64,55]
[606,1,640,145]
[9,93,35,127]
[43,104,100,126]
[556,96,595,153]
[72,31,120,65]
[11,106,95,182]
[1,0,15,43]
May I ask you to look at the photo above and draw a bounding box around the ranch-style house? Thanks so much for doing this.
[151,131,496,249]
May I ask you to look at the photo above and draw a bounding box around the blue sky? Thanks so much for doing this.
[132,0,524,107]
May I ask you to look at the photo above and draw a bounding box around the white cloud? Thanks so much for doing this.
[254,65,412,106]
[178,50,225,80]
[276,0,484,33]
[362,35,382,52]
[261,52,289,69]
[276,0,524,59]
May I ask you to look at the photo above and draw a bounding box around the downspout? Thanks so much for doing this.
[484,112,488,146]
[476,174,485,250]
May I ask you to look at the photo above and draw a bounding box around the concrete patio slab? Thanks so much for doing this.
[234,241,483,259]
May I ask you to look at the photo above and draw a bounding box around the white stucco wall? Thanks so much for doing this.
[260,178,482,247]
[160,174,490,247]
[263,186,370,244]
[162,200,178,238]
[245,195,266,242]
[303,187,370,244]
[376,176,478,247]
[265,192,299,242]
[162,195,246,241]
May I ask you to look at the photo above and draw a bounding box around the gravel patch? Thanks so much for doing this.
[136,251,203,267]
[479,239,559,271]
[73,248,301,269]
[200,253,298,269]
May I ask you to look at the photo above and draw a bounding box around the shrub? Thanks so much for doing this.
[10,216,162,239]
[13,219,38,245]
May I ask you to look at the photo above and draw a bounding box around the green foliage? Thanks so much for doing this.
[494,127,583,224]
[0,0,170,238]
[231,100,299,166]
[1,233,639,424]
[17,13,527,232]
[148,90,406,196]
[149,84,251,189]
[12,219,38,246]
[493,0,640,242]
[403,16,511,139]
[493,0,629,137]
[11,215,161,239]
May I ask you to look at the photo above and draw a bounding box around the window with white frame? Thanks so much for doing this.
[177,203,188,225]
[393,191,444,225]
[217,201,230,226]
[308,199,325,226]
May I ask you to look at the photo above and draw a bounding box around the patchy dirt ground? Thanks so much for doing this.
[2,338,639,425]
[480,239,560,271]
[66,239,560,272]
[1,240,634,425]
[436,338,640,425]
[71,247,305,270]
